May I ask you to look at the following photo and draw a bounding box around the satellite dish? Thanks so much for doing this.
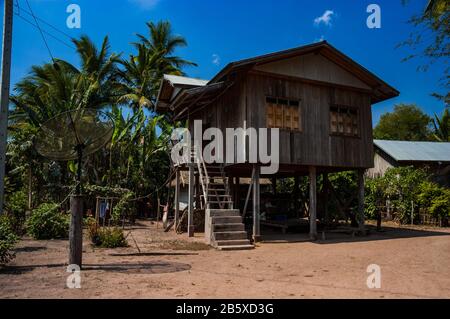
[35,108,114,194]
[34,108,114,268]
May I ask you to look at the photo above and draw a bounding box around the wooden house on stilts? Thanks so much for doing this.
[156,41,399,250]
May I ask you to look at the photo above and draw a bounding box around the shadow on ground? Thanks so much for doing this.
[14,246,47,253]
[260,225,450,244]
[0,261,191,275]
[109,252,198,257]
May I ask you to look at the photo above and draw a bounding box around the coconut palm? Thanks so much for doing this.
[116,21,197,111]
[11,35,121,126]
[432,108,450,142]
[136,20,197,74]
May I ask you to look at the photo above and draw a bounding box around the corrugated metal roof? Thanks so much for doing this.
[163,74,209,87]
[374,140,450,162]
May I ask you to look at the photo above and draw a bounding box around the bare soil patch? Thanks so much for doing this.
[1,221,449,298]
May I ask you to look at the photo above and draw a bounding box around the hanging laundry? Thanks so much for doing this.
[99,200,107,219]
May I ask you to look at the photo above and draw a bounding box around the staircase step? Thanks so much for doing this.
[206,194,231,198]
[217,244,254,251]
[214,231,248,241]
[212,216,242,224]
[208,200,233,204]
[213,223,245,232]
[215,239,252,246]
[209,209,240,217]
[207,189,226,192]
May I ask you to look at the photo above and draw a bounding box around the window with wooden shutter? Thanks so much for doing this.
[329,105,359,137]
[266,97,301,131]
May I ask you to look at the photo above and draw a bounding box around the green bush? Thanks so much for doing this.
[418,182,450,219]
[0,215,18,265]
[382,166,428,223]
[85,217,127,248]
[429,195,450,219]
[365,177,385,220]
[4,191,28,235]
[26,203,69,240]
[98,227,128,248]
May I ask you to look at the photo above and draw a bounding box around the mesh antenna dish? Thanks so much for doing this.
[35,108,114,193]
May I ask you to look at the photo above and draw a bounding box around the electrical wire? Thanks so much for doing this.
[24,0,55,61]
[15,1,74,41]
[13,12,76,50]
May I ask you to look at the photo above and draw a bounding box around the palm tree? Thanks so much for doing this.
[116,44,162,110]
[136,20,197,74]
[9,35,121,202]
[11,36,120,124]
[432,108,450,141]
[116,21,197,111]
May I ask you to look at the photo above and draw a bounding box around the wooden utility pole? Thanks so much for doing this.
[0,0,13,214]
[69,195,83,267]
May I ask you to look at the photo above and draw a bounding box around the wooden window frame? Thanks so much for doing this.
[329,104,360,138]
[266,96,302,132]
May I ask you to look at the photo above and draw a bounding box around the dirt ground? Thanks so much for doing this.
[1,220,450,299]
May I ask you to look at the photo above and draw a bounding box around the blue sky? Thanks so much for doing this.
[2,0,447,124]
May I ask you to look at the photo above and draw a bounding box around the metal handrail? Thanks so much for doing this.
[192,144,209,208]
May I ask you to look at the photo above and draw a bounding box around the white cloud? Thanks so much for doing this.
[314,10,334,26]
[129,0,160,10]
[314,35,325,43]
[212,54,221,66]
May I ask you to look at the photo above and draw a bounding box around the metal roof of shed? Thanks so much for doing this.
[163,74,209,87]
[374,140,450,163]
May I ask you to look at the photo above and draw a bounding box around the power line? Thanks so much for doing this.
[14,12,76,50]
[15,1,74,41]
[25,0,55,61]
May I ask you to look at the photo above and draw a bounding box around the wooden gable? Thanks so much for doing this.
[254,53,372,90]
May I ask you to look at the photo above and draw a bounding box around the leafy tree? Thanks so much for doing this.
[431,108,450,141]
[373,104,432,140]
[400,0,449,103]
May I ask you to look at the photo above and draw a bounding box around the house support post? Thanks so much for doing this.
[252,165,261,242]
[195,173,200,208]
[357,169,366,234]
[174,169,180,231]
[309,166,317,240]
[234,177,240,207]
[188,164,195,237]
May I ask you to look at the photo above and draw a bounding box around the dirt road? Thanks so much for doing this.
[1,221,449,298]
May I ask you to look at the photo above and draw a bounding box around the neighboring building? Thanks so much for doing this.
[367,140,450,186]
[156,41,398,249]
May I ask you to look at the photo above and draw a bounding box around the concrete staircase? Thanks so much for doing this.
[206,208,254,250]
[200,165,253,250]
